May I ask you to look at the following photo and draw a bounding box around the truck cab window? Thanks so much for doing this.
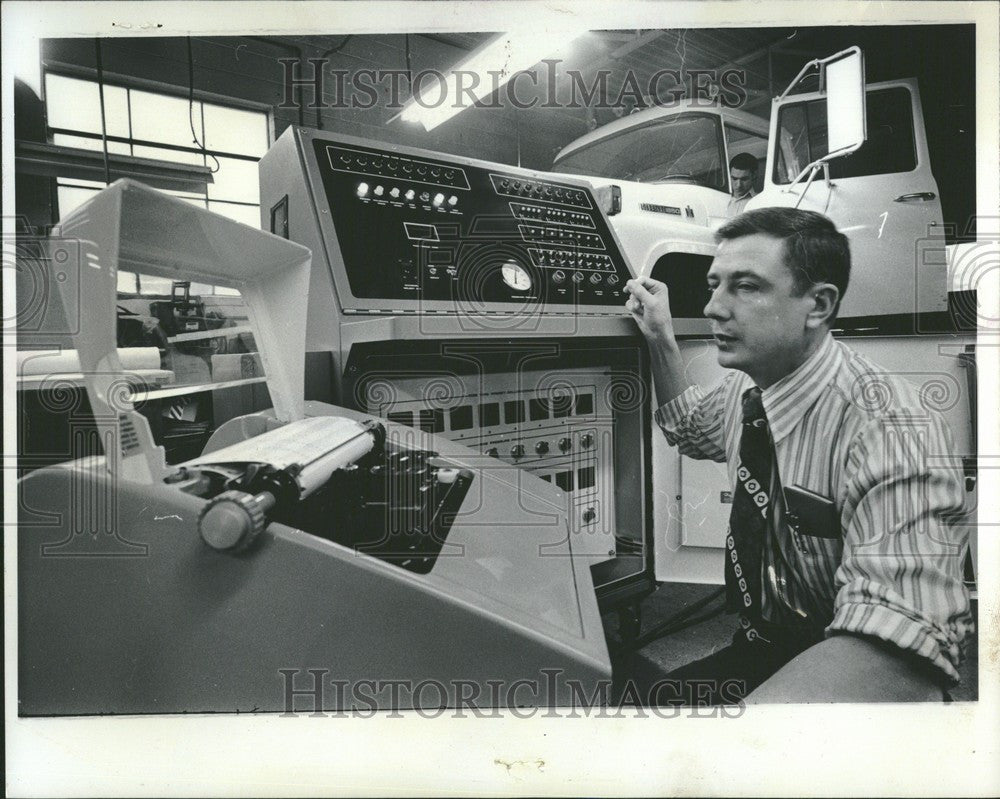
[723,124,767,193]
[773,87,917,184]
[553,113,727,191]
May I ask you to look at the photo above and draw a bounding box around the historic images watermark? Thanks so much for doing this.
[279,59,749,112]
[279,668,747,718]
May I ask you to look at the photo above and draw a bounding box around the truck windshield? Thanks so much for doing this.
[552,113,727,190]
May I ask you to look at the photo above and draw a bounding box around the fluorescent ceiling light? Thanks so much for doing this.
[397,29,587,131]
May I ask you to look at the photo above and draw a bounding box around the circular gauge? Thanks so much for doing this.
[500,260,532,292]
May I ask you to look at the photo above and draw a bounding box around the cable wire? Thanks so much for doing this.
[186,37,220,173]
[618,586,727,654]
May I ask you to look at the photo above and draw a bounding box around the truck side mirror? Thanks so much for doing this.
[824,48,866,157]
[778,46,867,191]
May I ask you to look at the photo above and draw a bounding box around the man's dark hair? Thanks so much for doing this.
[716,207,851,322]
[728,152,758,173]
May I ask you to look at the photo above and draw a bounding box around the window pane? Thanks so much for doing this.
[45,74,129,137]
[117,271,139,293]
[52,132,130,155]
[57,177,107,190]
[132,145,208,198]
[137,273,174,295]
[57,185,101,218]
[552,114,726,190]
[130,88,203,148]
[203,103,269,157]
[208,201,261,228]
[724,124,767,193]
[132,143,206,167]
[207,156,260,203]
[773,88,916,184]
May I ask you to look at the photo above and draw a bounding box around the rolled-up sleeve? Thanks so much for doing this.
[827,409,973,683]
[653,374,734,463]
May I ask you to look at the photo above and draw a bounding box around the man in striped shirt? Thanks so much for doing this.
[624,207,972,703]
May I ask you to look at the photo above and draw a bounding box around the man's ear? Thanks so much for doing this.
[805,283,840,329]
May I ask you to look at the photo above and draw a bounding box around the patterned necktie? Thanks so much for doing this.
[725,386,773,630]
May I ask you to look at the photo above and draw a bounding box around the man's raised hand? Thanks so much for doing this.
[624,276,677,346]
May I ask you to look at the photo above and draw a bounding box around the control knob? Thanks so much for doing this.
[198,490,274,552]
[510,444,525,459]
[535,441,550,455]
[581,433,594,449]
[558,437,572,452]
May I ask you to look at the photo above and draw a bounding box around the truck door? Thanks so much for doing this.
[754,79,947,319]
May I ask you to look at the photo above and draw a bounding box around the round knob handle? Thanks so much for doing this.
[510,444,525,459]
[558,437,572,452]
[535,440,550,455]
[198,490,273,552]
[486,447,499,458]
[581,433,594,449]
[583,507,596,523]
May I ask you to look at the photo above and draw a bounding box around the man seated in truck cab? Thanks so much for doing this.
[624,207,972,704]
[726,152,758,216]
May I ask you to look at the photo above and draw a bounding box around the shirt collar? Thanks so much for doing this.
[760,333,841,443]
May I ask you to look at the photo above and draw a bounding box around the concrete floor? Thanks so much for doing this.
[605,582,979,703]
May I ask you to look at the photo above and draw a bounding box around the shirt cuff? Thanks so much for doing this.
[826,586,967,684]
[653,385,705,432]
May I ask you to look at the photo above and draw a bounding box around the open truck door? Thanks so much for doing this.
[748,47,948,319]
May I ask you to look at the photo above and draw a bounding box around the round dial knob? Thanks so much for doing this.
[581,433,594,449]
[198,490,271,552]
[486,447,499,458]
[510,444,525,459]
[558,437,572,452]
[535,440,550,455]
[583,507,596,523]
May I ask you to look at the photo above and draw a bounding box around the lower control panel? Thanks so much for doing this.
[341,337,651,594]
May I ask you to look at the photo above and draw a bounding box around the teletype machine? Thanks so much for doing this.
[17,134,662,713]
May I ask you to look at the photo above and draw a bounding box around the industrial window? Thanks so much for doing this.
[43,73,270,294]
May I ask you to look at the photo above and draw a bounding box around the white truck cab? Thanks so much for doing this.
[551,101,769,309]
[552,48,950,321]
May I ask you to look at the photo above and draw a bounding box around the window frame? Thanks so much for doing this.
[43,64,273,220]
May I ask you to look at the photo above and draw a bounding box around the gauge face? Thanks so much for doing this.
[500,261,532,291]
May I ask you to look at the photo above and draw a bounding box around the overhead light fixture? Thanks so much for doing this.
[395,28,587,131]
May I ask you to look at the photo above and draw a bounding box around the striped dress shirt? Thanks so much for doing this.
[655,332,973,682]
